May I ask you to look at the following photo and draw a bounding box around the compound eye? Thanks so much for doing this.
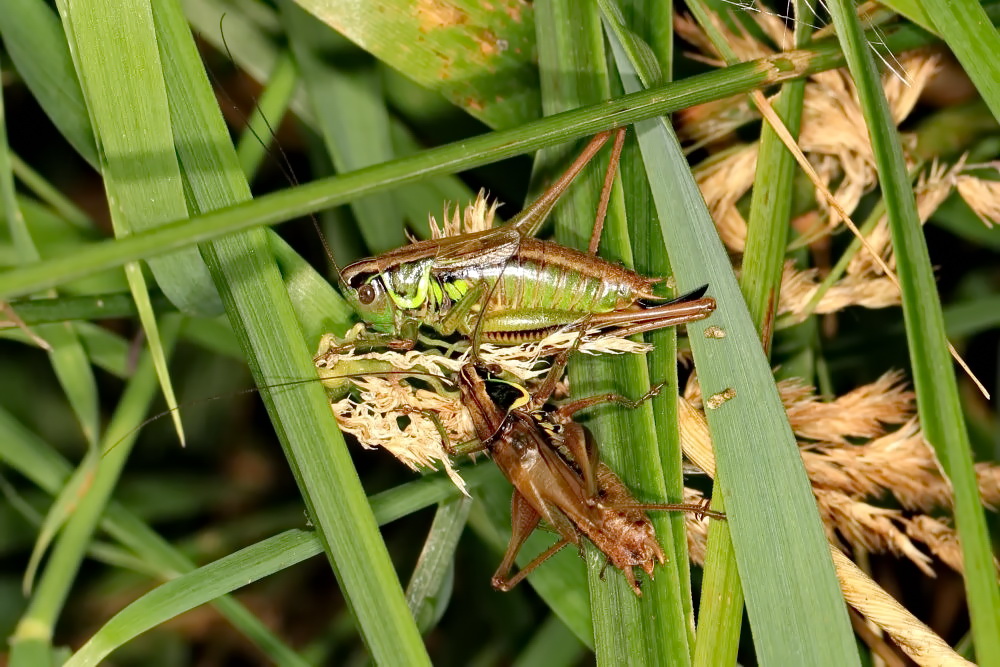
[358,283,377,305]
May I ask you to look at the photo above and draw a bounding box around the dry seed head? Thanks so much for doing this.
[682,486,710,565]
[956,172,1000,228]
[316,326,651,490]
[803,419,951,511]
[796,53,936,232]
[976,462,1000,510]
[679,17,940,251]
[675,95,757,148]
[905,515,967,574]
[847,159,964,277]
[675,8,777,66]
[429,189,500,239]
[694,145,758,252]
[814,488,936,576]
[751,2,814,51]
[782,370,914,443]
[316,329,466,376]
[318,324,649,383]
[778,262,900,321]
[837,155,1000,286]
[332,376,472,492]
[673,6,792,146]
[681,370,1000,578]
[689,491,973,665]
[480,328,652,376]
[796,57,937,225]
[830,548,974,667]
[808,419,998,515]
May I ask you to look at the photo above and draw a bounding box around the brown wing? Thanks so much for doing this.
[432,227,521,271]
[341,227,520,285]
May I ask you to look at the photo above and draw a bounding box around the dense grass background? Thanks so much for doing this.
[0,0,998,664]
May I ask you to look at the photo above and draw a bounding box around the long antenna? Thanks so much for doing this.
[217,15,346,282]
[104,369,456,458]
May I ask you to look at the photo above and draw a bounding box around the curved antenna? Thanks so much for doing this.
[102,369,456,459]
[217,15,349,289]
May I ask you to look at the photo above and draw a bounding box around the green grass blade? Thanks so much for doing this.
[692,492,740,667]
[0,15,965,300]
[689,0,810,659]
[0,0,97,167]
[535,2,690,664]
[4,292,173,327]
[57,0,206,445]
[63,468,488,667]
[9,316,180,666]
[182,0,310,119]
[150,1,429,661]
[388,122,476,239]
[0,405,313,666]
[827,0,1000,660]
[20,450,98,593]
[58,0,222,317]
[405,497,472,632]
[917,0,1000,123]
[293,0,538,128]
[9,154,92,229]
[649,11,749,660]
[122,264,186,444]
[183,0,277,75]
[878,0,936,34]
[512,615,587,667]
[597,7,731,663]
[605,10,861,665]
[186,0,475,247]
[945,296,1000,338]
[0,55,100,451]
[611,3,699,643]
[3,314,100,451]
[280,1,407,254]
[0,198,113,289]
[268,233,354,341]
[63,529,320,667]
[31,322,129,377]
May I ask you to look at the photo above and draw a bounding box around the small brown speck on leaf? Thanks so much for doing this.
[477,28,501,58]
[415,0,468,32]
[704,325,726,339]
[503,0,527,22]
[705,387,736,409]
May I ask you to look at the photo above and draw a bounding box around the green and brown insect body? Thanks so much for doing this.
[337,130,716,349]
[456,360,722,596]
[310,335,716,594]
[342,234,716,345]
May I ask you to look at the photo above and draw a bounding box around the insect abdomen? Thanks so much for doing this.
[440,239,658,340]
